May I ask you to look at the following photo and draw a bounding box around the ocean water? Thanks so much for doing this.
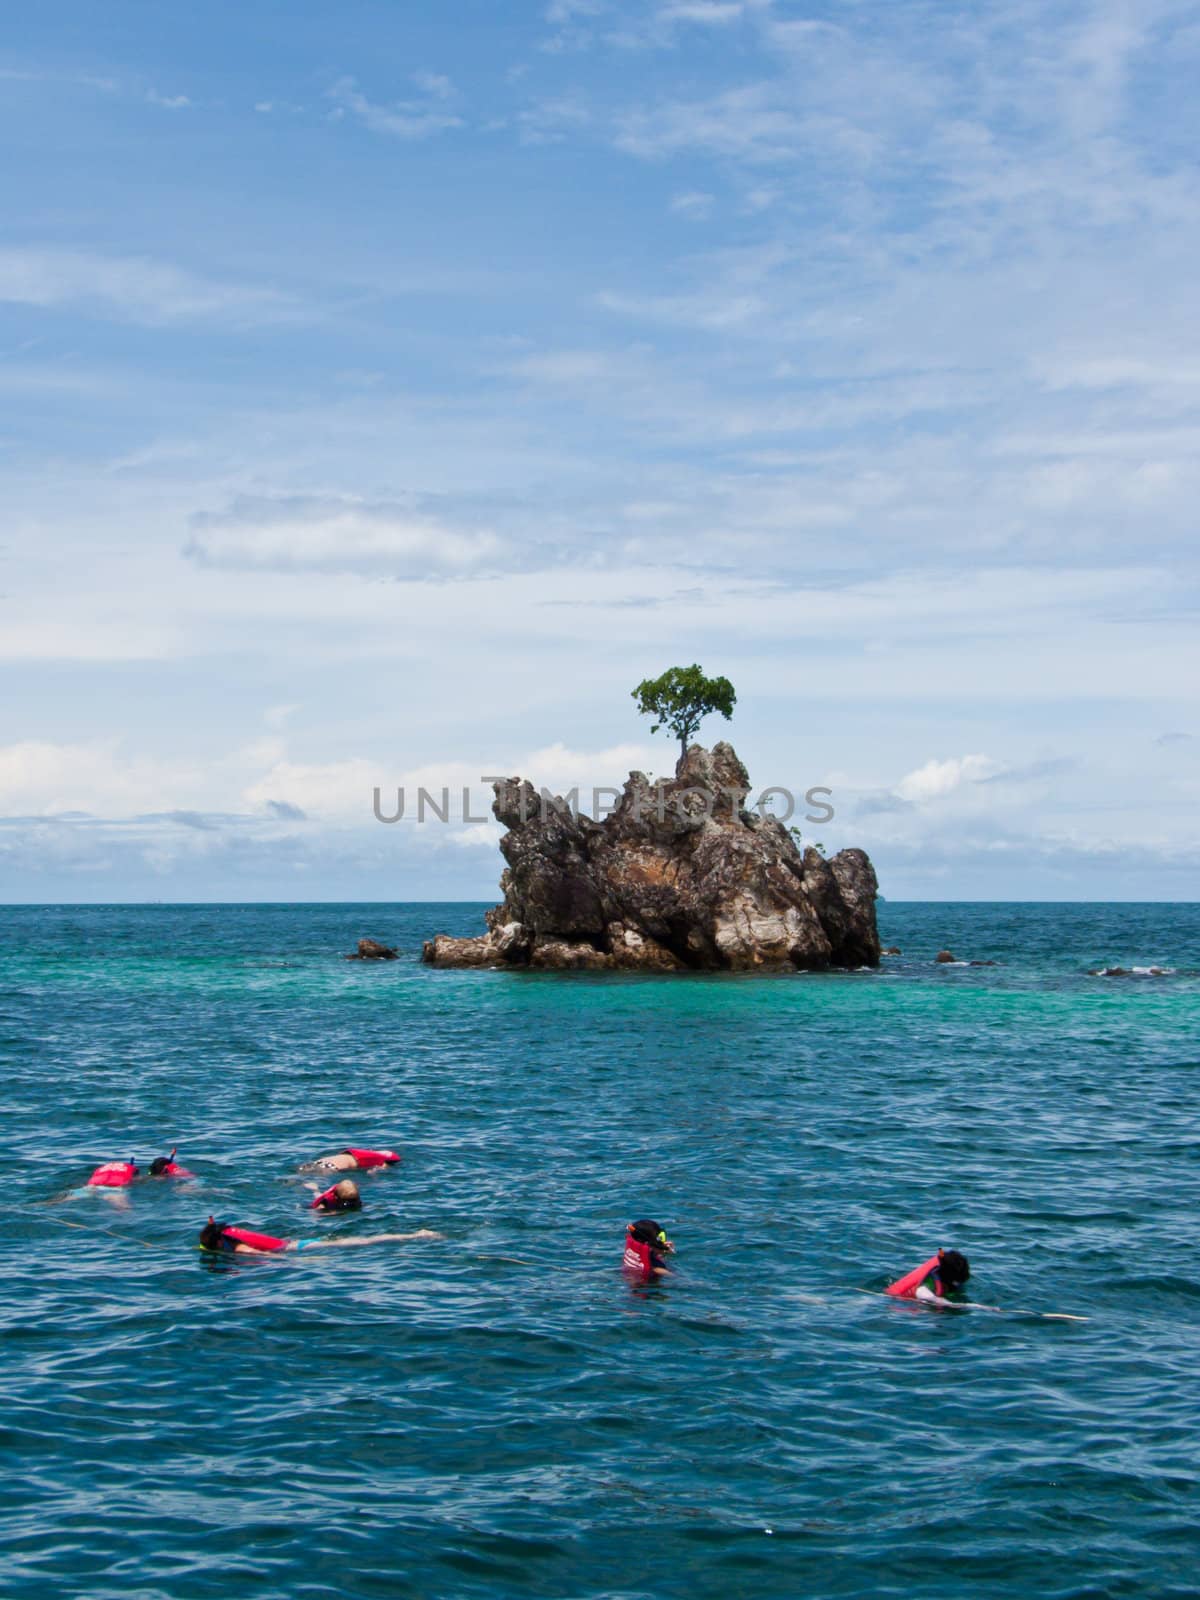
[1,901,1198,1600]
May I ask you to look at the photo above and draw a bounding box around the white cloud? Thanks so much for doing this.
[658,2,746,24]
[545,0,606,20]
[243,758,381,819]
[597,287,764,329]
[895,754,1003,803]
[668,189,714,219]
[328,76,463,139]
[412,70,455,100]
[146,89,191,109]
[0,741,199,815]
[184,495,503,576]
[1035,354,1200,392]
[240,742,663,825]
[0,620,177,663]
[614,83,805,162]
[507,347,636,383]
[0,247,289,326]
[446,823,505,849]
[516,94,591,143]
[517,740,661,789]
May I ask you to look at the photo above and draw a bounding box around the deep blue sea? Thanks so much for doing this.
[1,902,1198,1600]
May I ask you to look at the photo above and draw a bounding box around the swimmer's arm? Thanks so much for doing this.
[914,1285,956,1306]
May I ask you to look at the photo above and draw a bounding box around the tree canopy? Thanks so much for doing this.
[632,665,737,761]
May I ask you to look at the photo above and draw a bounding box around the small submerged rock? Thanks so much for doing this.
[935,949,957,963]
[881,945,902,955]
[345,938,400,961]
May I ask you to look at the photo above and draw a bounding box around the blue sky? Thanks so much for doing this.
[1,0,1197,901]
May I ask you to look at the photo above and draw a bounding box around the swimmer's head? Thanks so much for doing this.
[198,1217,228,1252]
[149,1147,177,1177]
[629,1218,674,1254]
[937,1248,970,1290]
[313,1179,362,1213]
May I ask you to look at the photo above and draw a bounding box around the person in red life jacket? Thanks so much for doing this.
[85,1159,139,1189]
[885,1248,970,1305]
[307,1179,363,1213]
[300,1146,400,1174]
[197,1216,441,1255]
[622,1218,674,1278]
[148,1148,195,1179]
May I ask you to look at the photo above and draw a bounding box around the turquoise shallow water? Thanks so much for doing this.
[1,901,1198,1599]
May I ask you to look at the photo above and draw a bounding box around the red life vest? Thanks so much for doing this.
[310,1185,343,1210]
[86,1161,138,1188]
[885,1255,941,1299]
[623,1233,654,1276]
[222,1225,289,1253]
[343,1147,398,1168]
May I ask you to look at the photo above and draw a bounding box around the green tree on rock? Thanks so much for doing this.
[632,664,737,764]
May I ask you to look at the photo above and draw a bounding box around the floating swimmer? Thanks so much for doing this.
[870,1249,1086,1320]
[84,1148,193,1188]
[622,1218,674,1279]
[300,1146,400,1174]
[197,1216,439,1255]
[886,1248,970,1305]
[306,1179,363,1213]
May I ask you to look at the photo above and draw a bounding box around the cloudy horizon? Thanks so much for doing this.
[2,0,1197,903]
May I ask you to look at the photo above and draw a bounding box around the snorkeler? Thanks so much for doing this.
[886,1248,970,1304]
[300,1146,400,1173]
[84,1148,193,1187]
[198,1217,439,1255]
[622,1219,674,1278]
[307,1179,363,1213]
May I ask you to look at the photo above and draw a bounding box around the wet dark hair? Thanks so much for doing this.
[629,1218,673,1252]
[198,1218,228,1252]
[938,1249,970,1290]
[149,1157,170,1176]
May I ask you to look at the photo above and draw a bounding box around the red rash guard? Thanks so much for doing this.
[221,1226,289,1253]
[885,1255,942,1298]
[86,1161,139,1188]
[343,1147,399,1168]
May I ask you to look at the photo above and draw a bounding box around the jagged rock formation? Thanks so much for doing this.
[423,743,880,972]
